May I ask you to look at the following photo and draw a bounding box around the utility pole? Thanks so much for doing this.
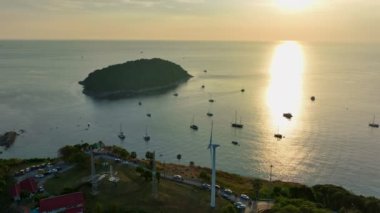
[152,151,158,198]
[91,150,98,195]
[269,164,273,182]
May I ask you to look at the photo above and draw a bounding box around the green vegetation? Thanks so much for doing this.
[45,162,231,212]
[79,58,192,99]
[194,167,380,213]
[1,143,380,212]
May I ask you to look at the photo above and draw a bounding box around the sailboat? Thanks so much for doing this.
[208,93,215,103]
[118,124,126,140]
[144,127,150,141]
[231,111,243,128]
[369,115,379,128]
[190,116,199,130]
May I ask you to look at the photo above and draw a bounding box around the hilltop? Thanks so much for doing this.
[79,58,192,99]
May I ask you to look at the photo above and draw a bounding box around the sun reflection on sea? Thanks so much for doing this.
[266,41,305,134]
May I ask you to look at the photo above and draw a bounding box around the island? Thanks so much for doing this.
[79,58,192,99]
[0,131,18,149]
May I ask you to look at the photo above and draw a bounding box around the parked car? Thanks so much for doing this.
[240,194,250,201]
[35,174,44,178]
[201,183,211,190]
[234,201,246,210]
[173,175,184,181]
[38,186,45,193]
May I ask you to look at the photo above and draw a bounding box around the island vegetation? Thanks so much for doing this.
[79,58,192,99]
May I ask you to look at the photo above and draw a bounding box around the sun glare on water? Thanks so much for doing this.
[275,0,314,11]
[267,41,305,131]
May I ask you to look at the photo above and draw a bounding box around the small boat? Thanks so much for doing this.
[174,93,178,97]
[146,113,151,117]
[310,96,315,101]
[207,112,213,117]
[231,111,243,128]
[241,89,245,92]
[204,69,207,73]
[231,141,239,145]
[118,124,126,140]
[190,116,199,130]
[144,127,150,141]
[369,115,379,128]
[209,99,214,103]
[138,101,142,106]
[274,127,283,140]
[274,134,283,140]
[283,113,293,119]
[201,85,205,89]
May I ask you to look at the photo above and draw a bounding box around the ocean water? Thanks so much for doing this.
[0,40,379,197]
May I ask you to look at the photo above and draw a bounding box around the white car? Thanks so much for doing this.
[35,174,44,178]
[173,175,184,181]
[234,201,246,210]
[240,194,250,201]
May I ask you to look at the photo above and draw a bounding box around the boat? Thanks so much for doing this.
[274,133,283,140]
[174,93,178,97]
[231,111,243,128]
[207,112,213,117]
[118,124,126,140]
[310,96,315,101]
[204,69,207,73]
[369,115,379,128]
[190,116,199,130]
[208,93,215,103]
[146,113,151,117]
[231,141,239,145]
[144,127,150,141]
[201,85,205,89]
[241,88,245,92]
[274,127,283,140]
[283,113,293,119]
[138,101,142,106]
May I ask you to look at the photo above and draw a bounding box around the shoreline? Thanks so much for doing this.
[81,78,190,99]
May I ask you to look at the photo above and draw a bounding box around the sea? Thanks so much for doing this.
[0,40,379,197]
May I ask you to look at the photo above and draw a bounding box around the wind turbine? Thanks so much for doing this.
[207,121,220,208]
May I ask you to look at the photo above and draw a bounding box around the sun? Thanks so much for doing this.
[275,0,314,11]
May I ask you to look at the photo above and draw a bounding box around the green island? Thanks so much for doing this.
[79,58,192,99]
[1,142,379,213]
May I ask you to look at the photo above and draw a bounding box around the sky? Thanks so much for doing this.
[0,0,379,42]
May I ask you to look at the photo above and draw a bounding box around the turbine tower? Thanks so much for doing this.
[208,121,220,208]
[152,151,158,198]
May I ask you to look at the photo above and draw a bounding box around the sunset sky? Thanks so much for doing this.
[1,0,378,42]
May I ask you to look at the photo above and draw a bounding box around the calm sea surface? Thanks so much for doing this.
[0,41,379,197]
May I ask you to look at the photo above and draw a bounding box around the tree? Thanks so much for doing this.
[189,161,195,167]
[176,154,182,162]
[130,151,137,159]
[145,151,154,160]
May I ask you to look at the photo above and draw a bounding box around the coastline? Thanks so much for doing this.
[81,78,190,99]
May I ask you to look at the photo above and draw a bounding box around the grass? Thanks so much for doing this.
[44,162,231,212]
[44,165,90,195]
